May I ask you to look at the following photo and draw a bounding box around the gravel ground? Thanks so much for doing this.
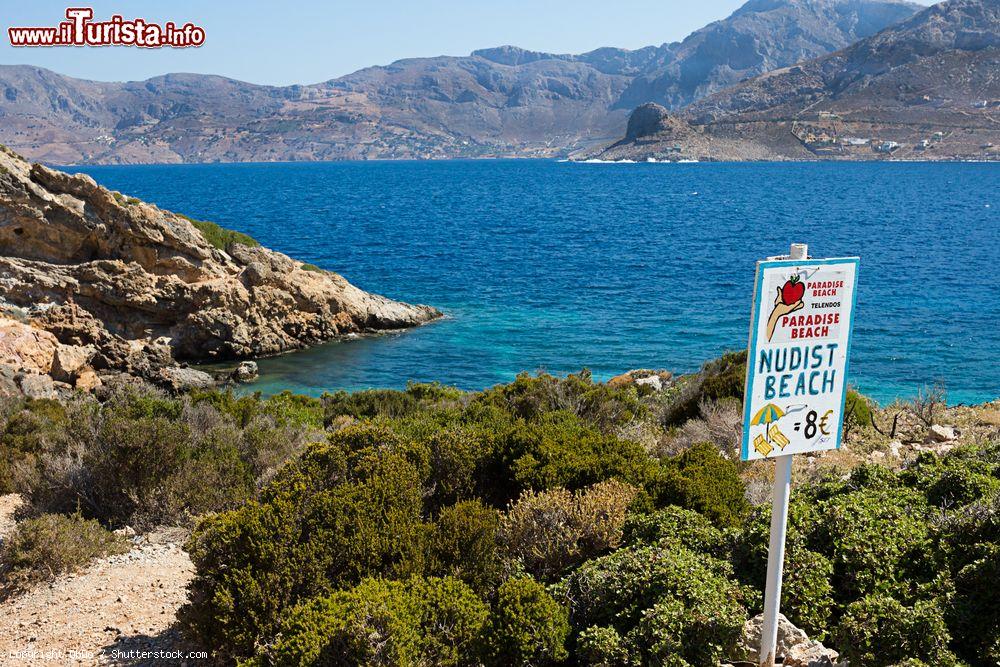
[0,496,202,666]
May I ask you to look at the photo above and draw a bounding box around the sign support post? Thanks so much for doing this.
[758,242,806,667]
[759,445,793,666]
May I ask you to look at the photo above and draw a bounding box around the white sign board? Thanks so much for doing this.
[741,257,859,461]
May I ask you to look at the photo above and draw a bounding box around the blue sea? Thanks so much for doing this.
[70,160,999,405]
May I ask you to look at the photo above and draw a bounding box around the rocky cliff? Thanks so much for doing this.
[0,0,919,164]
[0,145,439,396]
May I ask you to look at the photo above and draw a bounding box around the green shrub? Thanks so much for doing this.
[564,543,750,665]
[815,485,933,601]
[477,409,660,507]
[0,513,127,596]
[323,388,423,421]
[112,191,139,206]
[638,593,745,667]
[182,429,428,657]
[487,576,569,666]
[0,397,70,493]
[406,381,465,402]
[425,428,483,509]
[577,625,635,666]
[655,442,749,528]
[251,576,489,667]
[428,500,503,594]
[947,546,1000,664]
[776,545,836,638]
[621,505,729,557]
[833,595,958,666]
[475,369,645,430]
[903,444,1000,509]
[500,480,639,580]
[190,389,324,430]
[844,388,873,426]
[22,388,316,529]
[934,492,1000,573]
[178,213,259,249]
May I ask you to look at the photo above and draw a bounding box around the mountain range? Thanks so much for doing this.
[0,0,924,164]
[590,0,1000,161]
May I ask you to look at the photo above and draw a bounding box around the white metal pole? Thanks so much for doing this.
[759,242,807,667]
[759,454,793,666]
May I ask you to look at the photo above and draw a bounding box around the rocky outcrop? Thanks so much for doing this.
[731,613,845,666]
[0,145,440,392]
[0,316,58,375]
[608,368,674,392]
[624,104,675,140]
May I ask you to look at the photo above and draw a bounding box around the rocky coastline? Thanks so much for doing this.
[0,144,441,397]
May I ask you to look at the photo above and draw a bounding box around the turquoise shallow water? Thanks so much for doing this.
[71,160,999,405]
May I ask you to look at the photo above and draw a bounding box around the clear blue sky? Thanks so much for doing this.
[1,0,932,86]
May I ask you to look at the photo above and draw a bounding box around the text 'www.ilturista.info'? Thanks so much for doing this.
[8,8,205,48]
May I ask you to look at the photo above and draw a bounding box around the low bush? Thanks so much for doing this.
[181,429,428,656]
[499,480,638,580]
[564,542,750,666]
[655,442,750,528]
[844,388,873,427]
[833,595,958,666]
[576,625,634,666]
[427,500,503,594]
[0,513,127,596]
[621,505,730,557]
[475,370,645,430]
[732,501,832,637]
[253,576,490,667]
[177,213,259,249]
[947,546,1000,664]
[0,398,70,494]
[21,388,320,529]
[903,445,1000,509]
[817,485,933,601]
[659,397,742,457]
[487,576,570,666]
[475,409,662,507]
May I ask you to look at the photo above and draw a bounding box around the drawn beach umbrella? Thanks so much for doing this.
[751,403,785,442]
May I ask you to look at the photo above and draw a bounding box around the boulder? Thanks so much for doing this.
[608,368,673,391]
[0,317,58,374]
[736,614,844,667]
[74,369,103,392]
[19,372,56,400]
[925,424,957,442]
[158,366,215,392]
[231,360,259,384]
[50,343,96,382]
[0,363,20,397]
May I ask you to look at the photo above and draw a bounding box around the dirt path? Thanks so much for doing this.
[0,496,201,666]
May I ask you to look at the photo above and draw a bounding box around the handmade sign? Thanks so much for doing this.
[741,256,859,461]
